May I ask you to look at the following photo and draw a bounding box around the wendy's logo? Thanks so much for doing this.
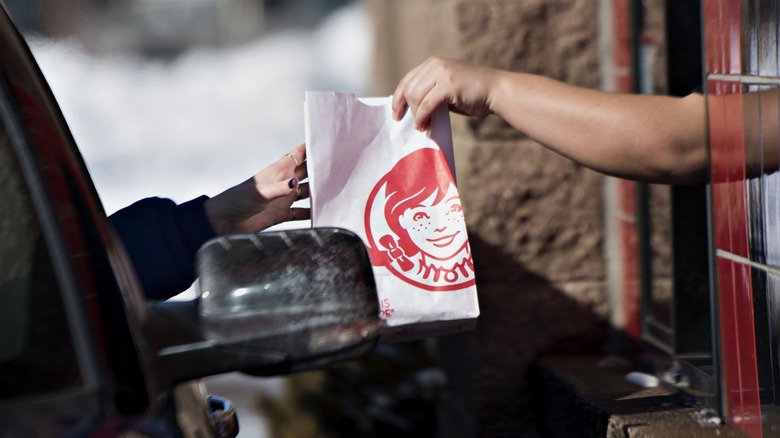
[364,147,475,291]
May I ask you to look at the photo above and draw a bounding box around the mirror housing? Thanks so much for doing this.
[144,228,382,386]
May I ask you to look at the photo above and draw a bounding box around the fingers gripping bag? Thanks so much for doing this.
[304,92,479,342]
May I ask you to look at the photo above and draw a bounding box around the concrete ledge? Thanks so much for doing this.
[530,355,747,437]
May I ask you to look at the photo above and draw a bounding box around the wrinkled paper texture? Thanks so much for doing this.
[304,92,479,341]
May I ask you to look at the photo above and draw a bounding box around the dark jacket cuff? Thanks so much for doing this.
[109,196,217,300]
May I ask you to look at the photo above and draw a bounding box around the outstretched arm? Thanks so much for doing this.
[393,57,708,185]
[111,144,310,300]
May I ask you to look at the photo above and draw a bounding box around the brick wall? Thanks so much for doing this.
[365,1,610,435]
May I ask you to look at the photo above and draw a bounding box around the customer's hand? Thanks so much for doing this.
[392,56,500,131]
[204,143,310,235]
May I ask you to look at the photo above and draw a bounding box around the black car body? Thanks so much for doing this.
[0,2,381,436]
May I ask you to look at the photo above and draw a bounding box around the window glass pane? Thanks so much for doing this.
[648,183,673,328]
[0,116,80,399]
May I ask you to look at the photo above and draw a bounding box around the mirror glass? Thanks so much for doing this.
[196,228,382,355]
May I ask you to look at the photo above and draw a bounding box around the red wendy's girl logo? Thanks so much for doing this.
[364,147,475,291]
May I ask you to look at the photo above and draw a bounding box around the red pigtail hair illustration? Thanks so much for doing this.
[379,234,414,272]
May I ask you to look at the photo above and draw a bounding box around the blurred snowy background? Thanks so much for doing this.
[10,0,373,435]
[25,1,372,216]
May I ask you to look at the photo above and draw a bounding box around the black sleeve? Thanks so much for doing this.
[109,196,217,300]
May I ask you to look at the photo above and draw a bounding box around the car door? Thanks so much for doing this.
[0,2,174,435]
[0,2,382,435]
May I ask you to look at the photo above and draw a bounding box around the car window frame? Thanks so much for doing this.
[0,2,158,420]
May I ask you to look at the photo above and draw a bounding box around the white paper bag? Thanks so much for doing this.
[304,92,479,342]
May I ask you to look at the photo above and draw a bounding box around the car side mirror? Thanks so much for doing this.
[145,228,382,386]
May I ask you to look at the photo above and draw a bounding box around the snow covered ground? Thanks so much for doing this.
[29,3,372,436]
[31,3,371,216]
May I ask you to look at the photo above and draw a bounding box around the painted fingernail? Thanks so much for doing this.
[288,177,297,189]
